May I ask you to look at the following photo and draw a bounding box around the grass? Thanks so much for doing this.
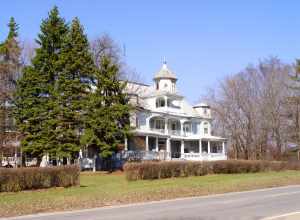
[1,170,300,217]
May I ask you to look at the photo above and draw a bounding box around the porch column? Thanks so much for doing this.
[180,140,184,158]
[145,136,149,151]
[124,137,128,151]
[166,138,171,159]
[208,141,211,154]
[199,139,202,155]
[155,137,159,152]
[222,141,225,154]
[164,118,168,134]
[146,117,150,131]
[180,121,184,136]
[164,96,167,111]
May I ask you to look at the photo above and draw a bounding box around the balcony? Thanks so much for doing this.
[169,129,181,136]
[149,117,195,137]
[182,132,192,137]
[148,128,194,137]
[150,128,165,134]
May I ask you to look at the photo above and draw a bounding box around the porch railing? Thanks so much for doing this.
[169,130,181,136]
[120,151,227,161]
[149,128,165,134]
[149,128,195,137]
[121,150,170,161]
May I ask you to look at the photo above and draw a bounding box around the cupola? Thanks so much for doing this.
[153,61,177,93]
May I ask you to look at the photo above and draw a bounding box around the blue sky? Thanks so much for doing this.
[1,0,300,102]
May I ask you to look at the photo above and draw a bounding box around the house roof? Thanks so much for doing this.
[153,62,177,81]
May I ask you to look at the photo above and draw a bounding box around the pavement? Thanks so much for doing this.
[2,185,300,220]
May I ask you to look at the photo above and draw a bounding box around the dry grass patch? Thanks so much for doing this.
[1,170,300,217]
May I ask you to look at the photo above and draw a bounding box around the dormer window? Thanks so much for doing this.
[156,97,165,108]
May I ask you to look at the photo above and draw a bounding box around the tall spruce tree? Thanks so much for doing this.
[83,56,131,158]
[0,17,21,160]
[14,7,68,163]
[54,17,96,159]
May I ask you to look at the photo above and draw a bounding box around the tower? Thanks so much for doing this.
[153,61,177,93]
[193,103,211,118]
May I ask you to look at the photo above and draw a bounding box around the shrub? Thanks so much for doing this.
[0,165,80,192]
[124,160,300,181]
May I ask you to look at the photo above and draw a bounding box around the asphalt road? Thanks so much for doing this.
[3,185,300,220]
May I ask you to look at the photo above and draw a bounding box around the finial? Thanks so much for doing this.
[163,56,167,65]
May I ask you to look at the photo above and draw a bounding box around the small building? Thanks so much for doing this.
[125,62,227,161]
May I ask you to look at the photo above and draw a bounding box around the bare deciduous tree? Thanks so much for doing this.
[90,33,146,104]
[204,57,292,160]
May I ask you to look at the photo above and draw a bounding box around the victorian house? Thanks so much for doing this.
[125,62,227,161]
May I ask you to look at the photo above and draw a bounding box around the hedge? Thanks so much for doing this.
[124,160,300,181]
[0,165,80,192]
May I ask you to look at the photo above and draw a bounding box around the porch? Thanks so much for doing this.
[125,135,227,161]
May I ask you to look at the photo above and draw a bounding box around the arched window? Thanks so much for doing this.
[156,97,165,108]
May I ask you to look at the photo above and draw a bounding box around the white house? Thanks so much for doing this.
[125,61,227,161]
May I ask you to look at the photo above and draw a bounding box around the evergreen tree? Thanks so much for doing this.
[83,56,131,158]
[14,7,68,163]
[0,17,21,159]
[0,17,20,110]
[54,17,96,159]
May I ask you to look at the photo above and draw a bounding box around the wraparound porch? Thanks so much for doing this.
[125,135,227,161]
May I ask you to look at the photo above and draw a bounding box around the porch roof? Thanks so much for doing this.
[133,130,227,141]
[181,135,226,141]
[134,129,169,137]
[200,135,227,141]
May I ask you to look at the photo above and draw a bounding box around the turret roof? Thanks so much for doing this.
[153,61,177,81]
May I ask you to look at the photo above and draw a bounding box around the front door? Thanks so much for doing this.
[171,140,181,158]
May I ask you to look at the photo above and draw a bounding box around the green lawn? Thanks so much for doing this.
[1,170,300,217]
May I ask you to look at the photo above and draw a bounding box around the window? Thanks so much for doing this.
[156,97,165,108]
[204,128,208,134]
[155,119,165,130]
[158,138,166,151]
[171,121,180,131]
[192,122,198,134]
[211,142,223,153]
[167,99,171,107]
[183,122,191,135]
[156,82,159,90]
[203,122,209,135]
[171,82,175,92]
[201,141,208,153]
[135,117,139,128]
